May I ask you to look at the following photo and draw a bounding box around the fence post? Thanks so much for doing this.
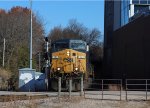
[69,79,72,98]
[58,77,61,98]
[146,79,147,100]
[120,80,122,101]
[102,79,103,100]
[80,76,84,96]
[126,79,127,101]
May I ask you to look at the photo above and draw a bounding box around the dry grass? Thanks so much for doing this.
[0,68,11,90]
[0,68,11,79]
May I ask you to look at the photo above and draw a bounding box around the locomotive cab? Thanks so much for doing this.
[49,39,94,91]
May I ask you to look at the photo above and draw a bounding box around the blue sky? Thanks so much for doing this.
[0,0,104,40]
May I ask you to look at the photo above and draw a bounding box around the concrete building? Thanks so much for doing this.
[104,0,150,78]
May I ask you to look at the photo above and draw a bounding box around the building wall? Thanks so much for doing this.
[121,0,130,25]
[104,0,121,48]
[112,15,150,79]
[104,0,150,79]
[104,0,121,78]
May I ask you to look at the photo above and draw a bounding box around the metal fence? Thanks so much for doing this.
[84,79,122,100]
[126,79,150,101]
[84,79,150,101]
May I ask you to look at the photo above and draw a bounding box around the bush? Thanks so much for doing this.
[0,68,11,90]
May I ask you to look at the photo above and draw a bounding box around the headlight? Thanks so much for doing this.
[52,56,59,59]
[67,51,70,56]
[78,56,85,59]
[75,67,78,71]
[57,67,60,70]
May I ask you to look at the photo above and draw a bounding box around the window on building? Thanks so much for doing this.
[134,5,150,14]
[121,0,129,26]
[133,0,140,4]
[140,0,148,4]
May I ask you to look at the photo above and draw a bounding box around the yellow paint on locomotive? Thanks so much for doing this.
[51,49,86,74]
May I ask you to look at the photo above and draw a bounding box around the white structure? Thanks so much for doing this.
[19,68,46,92]
[19,68,35,91]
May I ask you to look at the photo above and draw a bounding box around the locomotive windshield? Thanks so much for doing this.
[52,42,69,52]
[51,39,86,52]
[71,42,86,50]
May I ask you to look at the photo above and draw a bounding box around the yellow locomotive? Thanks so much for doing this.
[50,39,88,77]
[49,39,92,90]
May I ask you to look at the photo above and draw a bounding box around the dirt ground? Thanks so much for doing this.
[0,91,150,108]
[0,96,150,108]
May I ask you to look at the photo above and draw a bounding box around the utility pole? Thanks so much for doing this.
[29,0,33,69]
[45,37,49,90]
[2,38,5,67]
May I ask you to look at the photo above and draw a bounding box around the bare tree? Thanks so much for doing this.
[48,19,101,46]
[47,19,103,66]
[48,26,63,43]
[0,6,45,78]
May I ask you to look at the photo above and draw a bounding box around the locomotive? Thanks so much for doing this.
[48,39,93,90]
